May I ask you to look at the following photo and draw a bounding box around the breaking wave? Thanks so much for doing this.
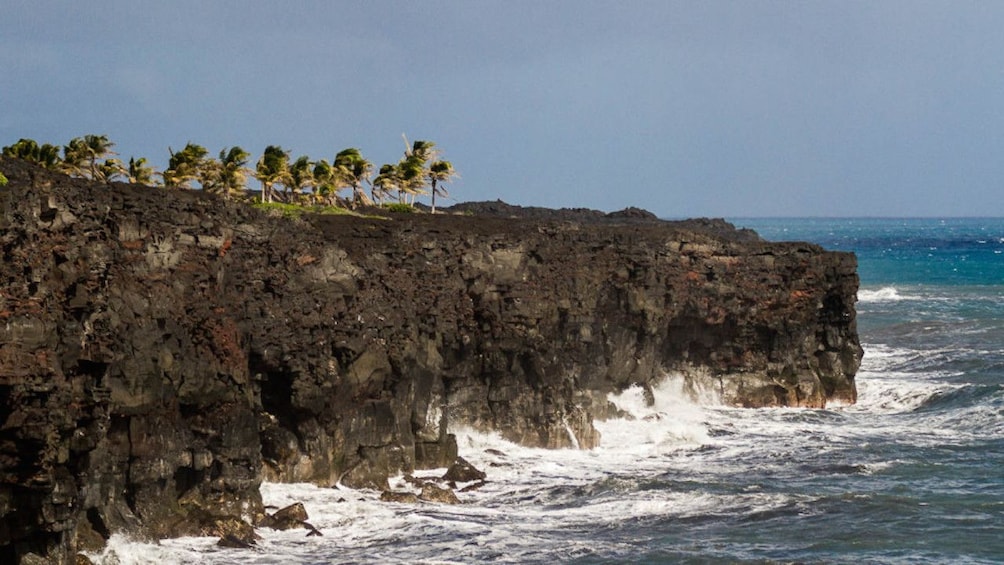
[858,286,910,303]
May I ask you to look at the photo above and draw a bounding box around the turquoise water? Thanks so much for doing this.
[100,218,1004,565]
[742,217,1004,286]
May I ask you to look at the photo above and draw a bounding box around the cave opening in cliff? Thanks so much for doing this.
[250,352,298,432]
[85,507,111,541]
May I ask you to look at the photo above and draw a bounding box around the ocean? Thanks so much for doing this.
[88,218,1004,564]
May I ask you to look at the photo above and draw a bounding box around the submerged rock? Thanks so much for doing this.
[380,491,420,504]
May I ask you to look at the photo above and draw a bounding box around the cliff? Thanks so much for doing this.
[0,157,862,563]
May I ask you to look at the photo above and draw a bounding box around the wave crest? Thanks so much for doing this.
[858,286,909,303]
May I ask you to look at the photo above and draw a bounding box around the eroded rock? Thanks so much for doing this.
[0,157,861,564]
[442,457,487,483]
[419,484,460,505]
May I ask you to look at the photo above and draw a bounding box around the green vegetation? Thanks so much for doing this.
[382,202,414,213]
[1,133,459,215]
[0,171,7,187]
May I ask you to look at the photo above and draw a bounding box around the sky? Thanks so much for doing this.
[3,1,1004,217]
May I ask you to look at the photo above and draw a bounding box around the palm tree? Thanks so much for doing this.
[2,138,39,159]
[2,139,62,170]
[98,158,127,182]
[214,146,251,199]
[197,146,248,199]
[395,137,442,205]
[61,138,90,178]
[397,155,427,205]
[37,143,62,170]
[255,145,291,203]
[312,159,341,205]
[163,143,209,188]
[333,148,373,208]
[63,135,115,179]
[371,163,401,205]
[127,157,157,185]
[409,139,437,162]
[427,160,458,214]
[288,155,315,200]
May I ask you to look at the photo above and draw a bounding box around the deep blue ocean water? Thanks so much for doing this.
[93,218,1004,565]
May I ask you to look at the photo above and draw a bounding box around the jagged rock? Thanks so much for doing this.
[217,534,254,549]
[380,491,420,504]
[442,457,487,483]
[419,485,461,505]
[258,502,308,531]
[149,511,260,551]
[0,157,862,564]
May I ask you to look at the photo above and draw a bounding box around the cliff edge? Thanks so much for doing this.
[0,157,862,563]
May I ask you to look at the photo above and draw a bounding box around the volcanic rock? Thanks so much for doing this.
[442,457,487,483]
[0,157,862,563]
[419,484,461,505]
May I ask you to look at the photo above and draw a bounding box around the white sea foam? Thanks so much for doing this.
[85,358,989,563]
[598,375,717,453]
[858,286,911,303]
[84,533,206,565]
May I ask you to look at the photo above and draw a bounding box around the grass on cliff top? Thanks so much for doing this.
[252,200,388,220]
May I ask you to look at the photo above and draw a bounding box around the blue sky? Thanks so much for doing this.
[3,1,1004,217]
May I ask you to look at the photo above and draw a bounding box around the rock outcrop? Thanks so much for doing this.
[0,157,861,564]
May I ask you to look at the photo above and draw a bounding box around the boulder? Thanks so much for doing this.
[442,457,487,483]
[419,485,460,505]
[258,503,309,531]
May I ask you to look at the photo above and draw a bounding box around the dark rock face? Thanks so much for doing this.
[0,158,861,564]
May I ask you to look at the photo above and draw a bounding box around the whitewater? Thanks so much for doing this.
[86,218,1004,564]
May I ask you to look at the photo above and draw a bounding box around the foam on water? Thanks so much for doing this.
[598,375,716,455]
[858,286,912,303]
[84,350,1001,564]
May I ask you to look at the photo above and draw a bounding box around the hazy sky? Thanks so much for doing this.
[3,1,1003,217]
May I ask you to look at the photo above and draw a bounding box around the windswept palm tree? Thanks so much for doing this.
[427,160,458,214]
[127,157,157,185]
[288,155,314,200]
[63,134,115,179]
[255,145,291,203]
[2,138,39,159]
[396,156,427,205]
[163,143,209,188]
[3,139,62,170]
[312,159,344,205]
[395,136,440,205]
[371,163,401,205]
[199,146,250,199]
[333,148,373,208]
[98,158,127,182]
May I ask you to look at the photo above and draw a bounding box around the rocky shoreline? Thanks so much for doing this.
[0,157,861,564]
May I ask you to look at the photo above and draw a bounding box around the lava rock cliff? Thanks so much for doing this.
[0,158,862,563]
